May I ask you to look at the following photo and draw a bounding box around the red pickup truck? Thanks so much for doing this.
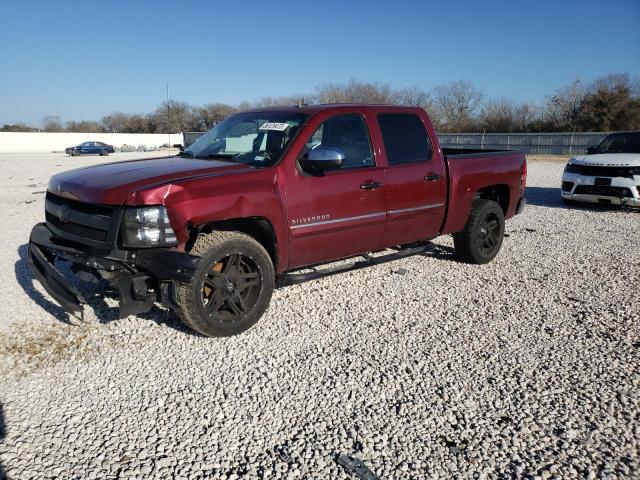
[29,105,526,336]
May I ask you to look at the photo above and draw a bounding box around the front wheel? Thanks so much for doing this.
[175,231,275,337]
[453,199,505,264]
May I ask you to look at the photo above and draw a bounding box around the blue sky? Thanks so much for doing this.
[0,0,638,126]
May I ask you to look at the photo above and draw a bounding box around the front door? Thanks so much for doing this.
[377,112,447,246]
[286,113,387,268]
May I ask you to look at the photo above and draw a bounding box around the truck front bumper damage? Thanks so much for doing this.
[28,223,200,319]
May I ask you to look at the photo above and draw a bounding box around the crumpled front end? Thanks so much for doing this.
[28,192,200,319]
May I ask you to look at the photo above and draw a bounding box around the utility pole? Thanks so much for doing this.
[166,83,171,148]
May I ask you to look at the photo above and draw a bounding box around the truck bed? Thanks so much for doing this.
[440,149,526,235]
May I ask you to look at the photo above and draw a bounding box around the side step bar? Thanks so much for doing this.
[279,241,435,286]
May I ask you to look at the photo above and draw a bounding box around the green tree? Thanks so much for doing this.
[576,74,640,131]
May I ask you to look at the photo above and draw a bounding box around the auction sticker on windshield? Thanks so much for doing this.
[259,122,290,131]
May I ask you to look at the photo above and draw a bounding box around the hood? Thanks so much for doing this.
[48,156,253,204]
[570,153,640,167]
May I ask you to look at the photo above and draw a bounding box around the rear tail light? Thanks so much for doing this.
[521,160,527,191]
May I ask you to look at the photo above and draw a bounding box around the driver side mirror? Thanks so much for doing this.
[586,147,596,154]
[300,146,344,173]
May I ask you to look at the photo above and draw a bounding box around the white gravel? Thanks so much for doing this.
[0,153,638,479]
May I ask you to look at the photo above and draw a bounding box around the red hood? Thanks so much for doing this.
[48,156,253,204]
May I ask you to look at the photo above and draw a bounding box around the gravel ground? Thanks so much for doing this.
[0,153,638,479]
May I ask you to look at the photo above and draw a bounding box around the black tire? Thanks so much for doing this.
[175,231,275,337]
[100,150,109,156]
[453,199,505,264]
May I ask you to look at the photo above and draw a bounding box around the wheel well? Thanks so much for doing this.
[190,217,278,268]
[475,184,510,214]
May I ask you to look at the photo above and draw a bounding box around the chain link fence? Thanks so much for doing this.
[439,132,609,155]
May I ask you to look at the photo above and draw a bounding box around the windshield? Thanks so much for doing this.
[183,111,307,167]
[595,132,640,154]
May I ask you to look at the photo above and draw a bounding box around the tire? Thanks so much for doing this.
[453,199,505,264]
[100,150,109,156]
[175,231,275,337]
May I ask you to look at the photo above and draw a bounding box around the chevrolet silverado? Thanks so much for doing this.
[29,104,527,336]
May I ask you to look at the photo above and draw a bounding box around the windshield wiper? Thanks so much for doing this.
[177,150,194,158]
[202,153,238,161]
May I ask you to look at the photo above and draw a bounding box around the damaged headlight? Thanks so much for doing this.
[122,206,178,247]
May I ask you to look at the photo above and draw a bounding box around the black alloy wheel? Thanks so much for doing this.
[201,253,262,323]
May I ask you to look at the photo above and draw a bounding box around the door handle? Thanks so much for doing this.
[424,173,441,182]
[360,181,382,190]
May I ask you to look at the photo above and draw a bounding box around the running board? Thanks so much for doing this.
[278,241,435,286]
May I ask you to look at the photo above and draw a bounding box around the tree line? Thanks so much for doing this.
[2,73,638,134]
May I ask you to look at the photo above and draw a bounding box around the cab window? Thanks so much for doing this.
[305,114,374,169]
[378,113,432,165]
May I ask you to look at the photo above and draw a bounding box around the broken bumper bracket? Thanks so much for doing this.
[28,242,86,319]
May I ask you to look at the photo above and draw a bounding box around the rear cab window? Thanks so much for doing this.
[378,113,432,165]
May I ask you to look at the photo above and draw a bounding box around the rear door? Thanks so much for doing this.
[285,111,387,268]
[376,112,447,246]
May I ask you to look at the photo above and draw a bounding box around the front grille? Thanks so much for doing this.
[45,193,117,246]
[574,185,634,198]
[571,164,638,178]
[46,212,109,242]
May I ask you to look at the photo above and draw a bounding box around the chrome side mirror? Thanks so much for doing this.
[302,146,345,171]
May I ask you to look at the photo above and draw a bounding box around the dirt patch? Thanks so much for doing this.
[0,324,93,378]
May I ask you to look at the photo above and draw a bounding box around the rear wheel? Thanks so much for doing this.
[100,149,109,156]
[453,199,505,264]
[176,231,275,337]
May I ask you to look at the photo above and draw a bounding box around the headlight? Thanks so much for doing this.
[564,163,581,174]
[122,206,178,247]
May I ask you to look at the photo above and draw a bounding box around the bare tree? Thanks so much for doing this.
[101,112,130,133]
[152,100,193,133]
[42,115,64,132]
[191,103,236,130]
[394,86,432,108]
[65,120,104,133]
[316,79,396,104]
[544,78,586,130]
[250,95,311,108]
[0,123,37,132]
[432,80,483,132]
[480,99,536,133]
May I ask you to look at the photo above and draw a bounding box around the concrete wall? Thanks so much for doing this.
[0,132,184,153]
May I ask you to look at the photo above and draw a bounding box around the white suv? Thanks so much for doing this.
[561,131,640,207]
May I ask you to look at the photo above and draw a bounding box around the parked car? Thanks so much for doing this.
[65,141,114,156]
[29,104,527,337]
[561,131,640,207]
